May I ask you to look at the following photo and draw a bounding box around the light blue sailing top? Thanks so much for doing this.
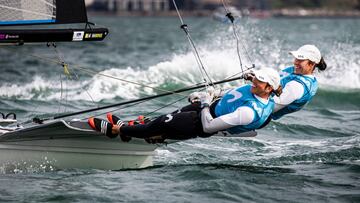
[271,66,318,120]
[214,85,275,134]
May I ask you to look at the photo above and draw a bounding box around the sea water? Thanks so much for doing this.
[0,16,359,202]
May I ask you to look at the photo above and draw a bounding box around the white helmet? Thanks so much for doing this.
[289,44,322,64]
[253,68,280,90]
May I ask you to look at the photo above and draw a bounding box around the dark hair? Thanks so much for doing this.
[315,57,327,71]
[273,86,283,97]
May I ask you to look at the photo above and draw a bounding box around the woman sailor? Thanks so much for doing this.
[251,44,327,127]
[88,68,282,142]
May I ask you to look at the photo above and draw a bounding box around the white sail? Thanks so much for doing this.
[0,0,56,24]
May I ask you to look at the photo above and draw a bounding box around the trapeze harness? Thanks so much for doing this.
[271,66,318,120]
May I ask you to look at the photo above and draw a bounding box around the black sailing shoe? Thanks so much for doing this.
[88,117,118,138]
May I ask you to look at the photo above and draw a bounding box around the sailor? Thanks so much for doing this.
[88,68,282,142]
[251,45,327,128]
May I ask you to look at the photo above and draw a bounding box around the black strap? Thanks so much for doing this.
[0,112,4,119]
[209,99,220,118]
[5,112,16,120]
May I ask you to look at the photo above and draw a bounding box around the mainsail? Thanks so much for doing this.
[0,0,107,44]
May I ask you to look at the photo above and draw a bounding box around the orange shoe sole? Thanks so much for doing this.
[107,113,114,125]
[88,117,96,130]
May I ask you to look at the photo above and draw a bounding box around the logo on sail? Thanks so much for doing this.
[0,34,19,40]
[84,33,104,39]
[72,31,85,41]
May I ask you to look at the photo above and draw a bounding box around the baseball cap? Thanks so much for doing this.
[289,44,321,64]
[253,68,280,90]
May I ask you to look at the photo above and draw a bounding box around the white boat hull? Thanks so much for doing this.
[0,120,158,170]
[0,120,256,170]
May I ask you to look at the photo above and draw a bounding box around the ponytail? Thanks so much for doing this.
[316,57,327,71]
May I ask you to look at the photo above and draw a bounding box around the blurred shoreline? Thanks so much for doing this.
[88,8,360,18]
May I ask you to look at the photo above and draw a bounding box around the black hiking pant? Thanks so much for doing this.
[120,103,213,140]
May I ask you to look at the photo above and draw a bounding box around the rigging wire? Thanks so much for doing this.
[51,43,69,113]
[0,45,190,98]
[1,43,255,125]
[84,80,208,120]
[0,6,260,123]
[58,73,65,114]
[171,0,215,89]
[123,65,255,119]
[142,64,256,117]
[221,0,255,74]
[80,83,204,120]
[50,43,99,109]
[225,66,255,80]
[81,100,148,121]
[0,46,206,124]
[17,64,254,125]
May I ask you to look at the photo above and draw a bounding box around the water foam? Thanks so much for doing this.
[0,49,248,101]
[316,42,360,89]
[2,41,358,103]
[1,23,359,102]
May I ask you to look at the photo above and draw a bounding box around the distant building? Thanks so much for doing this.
[230,0,271,10]
[191,0,271,11]
[88,0,272,13]
[89,0,170,12]
[199,0,221,10]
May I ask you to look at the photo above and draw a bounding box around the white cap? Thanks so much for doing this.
[289,44,321,64]
[253,68,280,90]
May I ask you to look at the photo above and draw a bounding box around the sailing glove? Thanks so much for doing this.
[199,92,214,108]
[189,87,222,105]
[188,92,201,103]
[244,72,255,81]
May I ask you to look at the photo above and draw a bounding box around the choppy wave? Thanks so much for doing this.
[0,47,359,103]
[316,42,360,89]
[0,18,359,203]
[1,18,360,103]
[311,89,360,110]
[154,134,360,166]
[0,49,245,101]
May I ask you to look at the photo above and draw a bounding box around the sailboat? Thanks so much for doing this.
[0,0,256,171]
[0,0,161,170]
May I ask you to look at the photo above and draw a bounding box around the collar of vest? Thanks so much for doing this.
[253,94,270,105]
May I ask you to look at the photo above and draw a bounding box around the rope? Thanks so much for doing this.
[0,8,258,123]
[171,0,215,89]
[50,43,69,113]
[221,0,256,74]
[50,43,99,111]
[224,66,256,80]
[81,100,147,121]
[85,80,208,120]
[133,66,256,118]
[0,46,189,97]
[58,73,64,114]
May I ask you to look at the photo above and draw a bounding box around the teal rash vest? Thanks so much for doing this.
[215,85,275,134]
[271,66,318,120]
